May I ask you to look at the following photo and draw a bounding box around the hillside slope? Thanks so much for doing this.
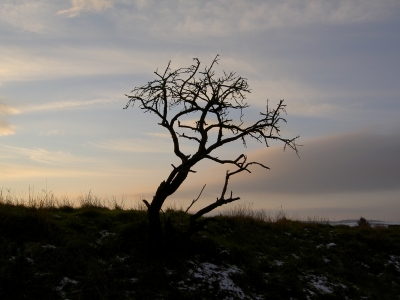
[1,204,399,299]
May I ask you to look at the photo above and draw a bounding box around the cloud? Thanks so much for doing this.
[146,132,170,139]
[0,120,15,136]
[0,163,98,179]
[2,0,399,36]
[0,46,156,82]
[22,99,121,113]
[0,144,158,182]
[39,129,65,136]
[0,0,51,33]
[240,130,400,194]
[248,79,343,117]
[0,102,19,136]
[0,145,90,165]
[0,103,19,115]
[112,0,400,37]
[57,0,113,17]
[178,129,400,197]
[88,138,172,153]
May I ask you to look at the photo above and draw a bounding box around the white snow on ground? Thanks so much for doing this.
[274,260,284,266]
[306,275,333,293]
[56,277,78,291]
[361,263,370,269]
[388,255,400,272]
[25,257,34,264]
[178,261,245,299]
[56,277,78,299]
[97,230,116,244]
[326,243,336,248]
[115,255,128,262]
[302,273,347,296]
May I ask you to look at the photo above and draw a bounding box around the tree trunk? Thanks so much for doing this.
[147,183,168,244]
[147,169,190,245]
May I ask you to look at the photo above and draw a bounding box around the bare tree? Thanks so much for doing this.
[124,55,298,243]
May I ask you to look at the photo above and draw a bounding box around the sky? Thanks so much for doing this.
[1,0,399,221]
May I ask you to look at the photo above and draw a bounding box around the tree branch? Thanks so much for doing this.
[124,55,299,242]
[189,155,268,224]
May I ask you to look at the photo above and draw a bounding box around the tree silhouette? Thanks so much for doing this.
[125,55,299,243]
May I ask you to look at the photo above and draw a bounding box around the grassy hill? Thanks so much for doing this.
[0,195,399,299]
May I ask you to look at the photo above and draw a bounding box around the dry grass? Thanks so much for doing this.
[0,188,139,211]
[220,202,285,222]
[221,202,330,224]
[1,188,329,224]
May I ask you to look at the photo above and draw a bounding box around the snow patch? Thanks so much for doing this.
[178,262,245,299]
[388,255,400,272]
[115,255,128,262]
[56,277,78,291]
[302,273,347,295]
[97,230,116,244]
[56,277,78,299]
[304,274,333,294]
[274,260,284,266]
[26,257,34,264]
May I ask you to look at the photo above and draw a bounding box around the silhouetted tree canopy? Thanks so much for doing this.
[125,55,299,244]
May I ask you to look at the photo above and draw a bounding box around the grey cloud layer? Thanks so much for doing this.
[57,0,113,17]
[238,131,400,194]
[2,0,400,34]
[108,0,400,38]
[193,130,400,196]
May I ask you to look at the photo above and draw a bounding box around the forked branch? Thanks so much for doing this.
[189,155,267,224]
